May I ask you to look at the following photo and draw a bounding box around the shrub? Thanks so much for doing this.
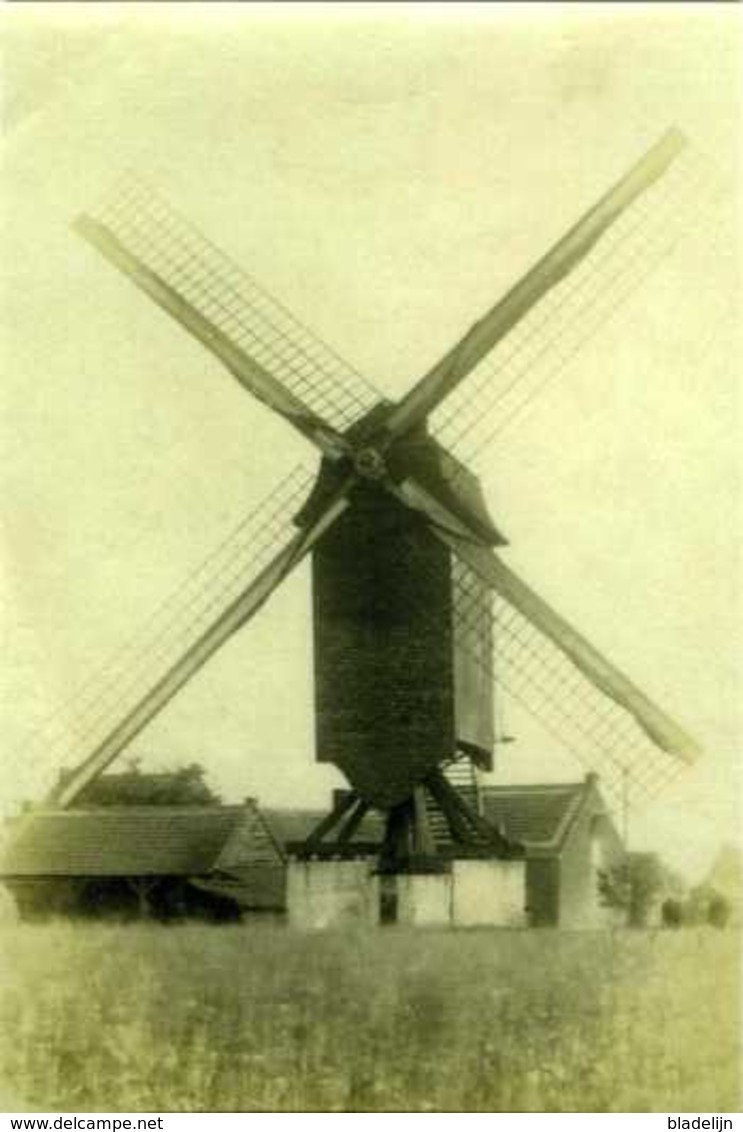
[661,898,684,928]
[708,894,730,929]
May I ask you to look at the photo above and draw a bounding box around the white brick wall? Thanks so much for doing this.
[396,873,452,926]
[451,859,527,927]
[286,859,379,929]
[286,856,529,930]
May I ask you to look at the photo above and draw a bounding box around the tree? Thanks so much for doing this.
[661,897,684,928]
[707,894,730,929]
[685,883,731,929]
[598,852,668,927]
[68,761,221,807]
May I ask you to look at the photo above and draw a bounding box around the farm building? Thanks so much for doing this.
[270,774,623,929]
[0,774,622,927]
[0,803,285,921]
[480,775,624,927]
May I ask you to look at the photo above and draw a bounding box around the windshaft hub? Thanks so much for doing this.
[353,445,387,481]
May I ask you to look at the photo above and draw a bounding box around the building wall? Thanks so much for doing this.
[451,859,527,927]
[557,788,624,928]
[286,859,379,930]
[525,858,560,927]
[396,873,452,926]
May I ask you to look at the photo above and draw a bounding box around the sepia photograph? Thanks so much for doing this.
[0,1,740,1115]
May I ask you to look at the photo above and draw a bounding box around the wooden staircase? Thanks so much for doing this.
[426,755,482,848]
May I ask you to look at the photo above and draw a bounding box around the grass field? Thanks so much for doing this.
[0,921,739,1112]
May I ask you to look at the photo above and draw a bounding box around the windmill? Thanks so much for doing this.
[42,128,705,874]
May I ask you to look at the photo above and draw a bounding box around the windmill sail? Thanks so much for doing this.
[381,453,701,783]
[75,214,349,462]
[443,532,699,760]
[445,548,700,808]
[34,468,349,808]
[382,131,686,443]
[48,130,710,820]
[75,176,381,435]
[430,139,721,464]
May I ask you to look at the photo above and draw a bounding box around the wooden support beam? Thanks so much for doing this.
[442,776,505,847]
[336,799,369,845]
[436,773,485,833]
[426,773,471,845]
[301,790,359,853]
[379,799,414,872]
[427,769,519,855]
[412,785,436,856]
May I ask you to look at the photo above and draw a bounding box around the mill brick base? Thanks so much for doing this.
[286,856,527,929]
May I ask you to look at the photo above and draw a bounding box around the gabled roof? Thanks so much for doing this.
[263,779,608,857]
[0,779,613,884]
[262,808,326,846]
[262,807,385,848]
[0,804,282,879]
[480,779,600,853]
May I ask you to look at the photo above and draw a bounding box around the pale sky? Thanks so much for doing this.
[1,3,740,879]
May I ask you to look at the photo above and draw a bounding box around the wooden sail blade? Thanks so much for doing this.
[388,475,488,544]
[382,130,686,442]
[74,175,383,432]
[448,558,690,812]
[431,142,723,465]
[434,532,702,769]
[356,450,699,808]
[75,214,350,462]
[17,465,313,803]
[49,482,352,809]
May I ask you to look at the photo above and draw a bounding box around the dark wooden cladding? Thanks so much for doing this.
[312,484,456,808]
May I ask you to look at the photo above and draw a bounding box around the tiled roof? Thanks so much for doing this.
[0,781,600,884]
[0,805,281,878]
[262,808,326,846]
[481,782,588,850]
[263,807,385,847]
[264,784,592,855]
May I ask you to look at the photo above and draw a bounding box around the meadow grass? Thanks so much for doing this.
[0,920,738,1112]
